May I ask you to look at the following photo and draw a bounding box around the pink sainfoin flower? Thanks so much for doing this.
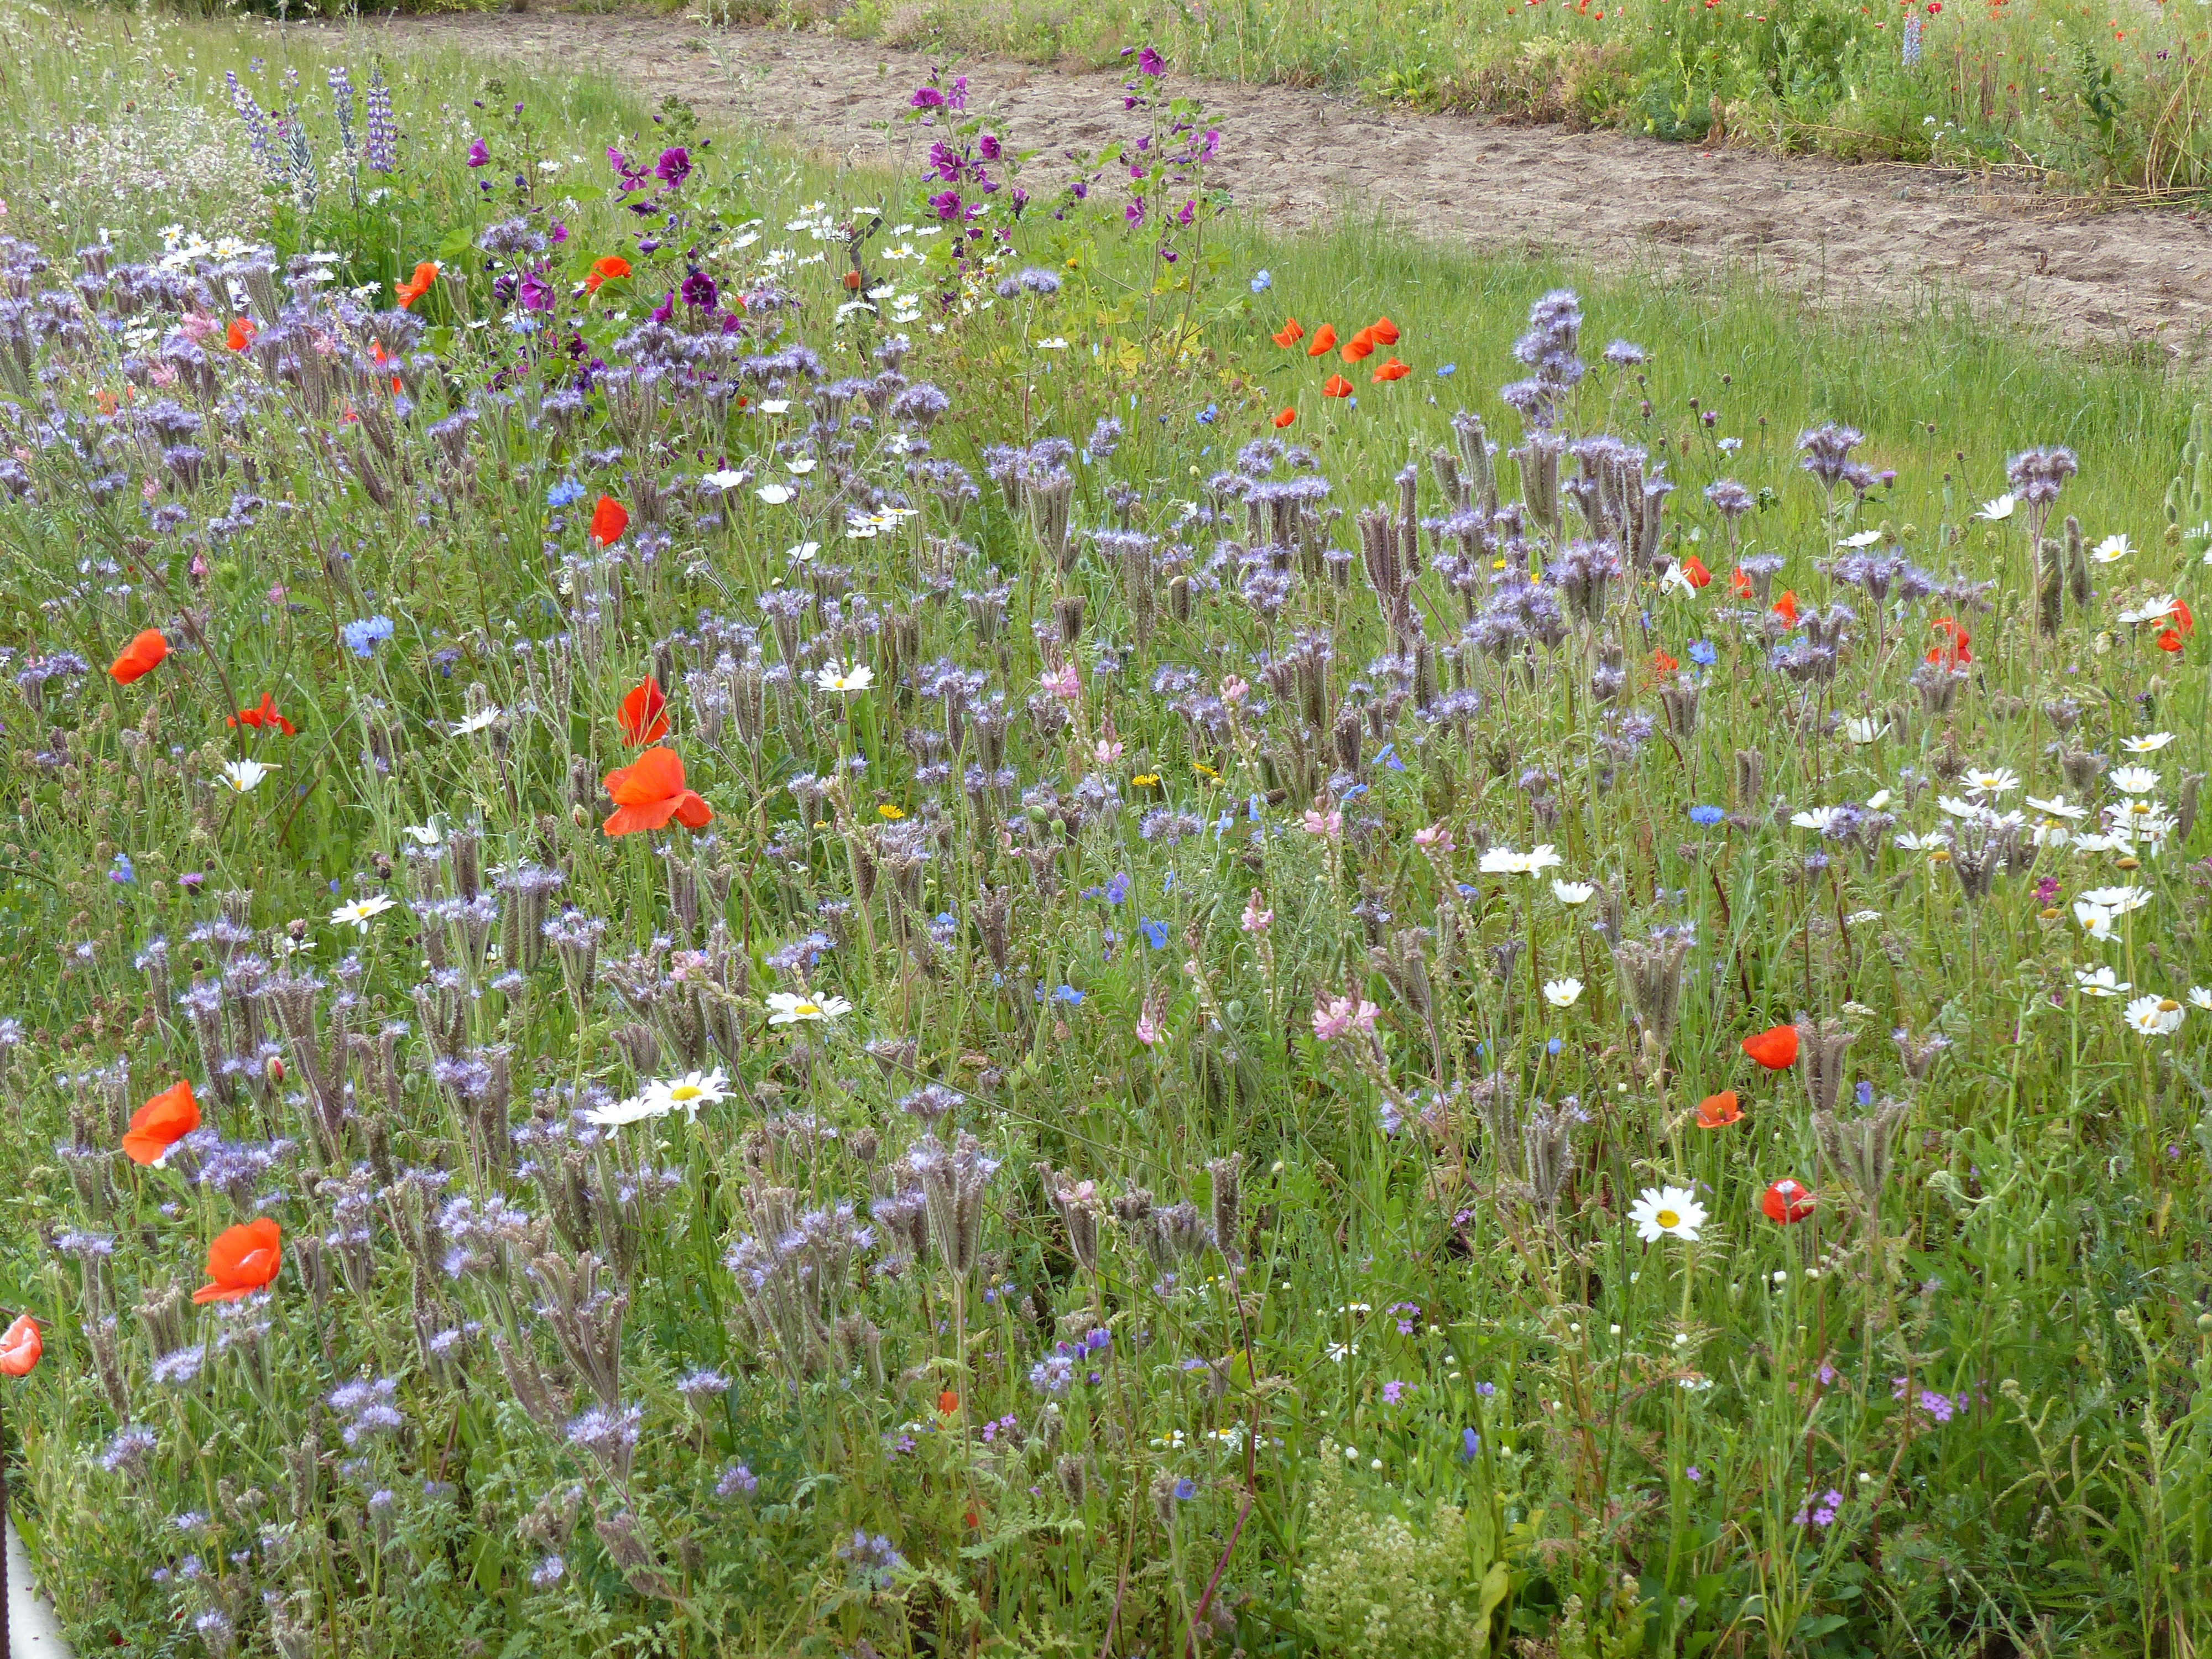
[1302,805,1342,838]
[1413,822,1455,857]
[1311,994,1379,1042]
[1094,736,1124,764]
[1241,891,1272,933]
[1041,662,1081,700]
[1135,993,1167,1047]
[1219,675,1249,704]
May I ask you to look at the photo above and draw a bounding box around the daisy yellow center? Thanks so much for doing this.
[1656,1208,1681,1229]
[795,1001,821,1017]
[2160,999,2180,1013]
[670,1084,704,1102]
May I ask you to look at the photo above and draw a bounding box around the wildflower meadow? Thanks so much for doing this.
[0,6,2209,1656]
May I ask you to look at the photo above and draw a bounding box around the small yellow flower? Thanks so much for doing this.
[878,804,906,820]
[1133,773,1161,787]
[1192,761,1220,781]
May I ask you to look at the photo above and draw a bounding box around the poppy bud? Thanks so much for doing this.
[266,1054,286,1085]
[844,269,862,290]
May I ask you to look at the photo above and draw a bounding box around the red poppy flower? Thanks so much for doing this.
[122,1080,201,1167]
[1772,590,1799,627]
[393,260,441,308]
[1341,328,1375,363]
[1321,374,1354,398]
[2159,627,2186,653]
[229,693,298,737]
[583,255,633,296]
[2174,598,2197,635]
[1305,324,1338,357]
[0,1314,40,1378]
[1695,1091,1743,1128]
[1369,315,1400,345]
[1730,566,1754,599]
[1272,407,1297,429]
[1761,1178,1816,1225]
[1742,1024,1800,1070]
[601,747,712,838]
[1371,358,1410,382]
[1652,648,1679,674]
[590,495,630,546]
[619,676,670,746]
[937,1389,961,1414]
[194,1218,283,1304]
[1272,316,1305,348]
[1679,554,1712,589]
[225,317,257,352]
[1927,615,1971,667]
[109,628,169,685]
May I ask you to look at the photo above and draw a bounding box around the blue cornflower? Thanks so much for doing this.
[547,478,586,508]
[1436,363,1457,378]
[1249,269,1271,293]
[1688,805,1726,826]
[1104,872,1130,905]
[1546,1036,1562,1055]
[1375,743,1406,771]
[1173,1477,1197,1500]
[1688,640,1717,666]
[1474,1381,1496,1397]
[108,853,135,885]
[341,615,395,658]
[1052,985,1084,1005]
[1140,917,1170,951]
[1196,403,1218,425]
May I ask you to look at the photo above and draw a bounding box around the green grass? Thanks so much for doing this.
[0,4,2209,1656]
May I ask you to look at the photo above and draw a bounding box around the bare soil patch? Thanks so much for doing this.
[363,10,2212,353]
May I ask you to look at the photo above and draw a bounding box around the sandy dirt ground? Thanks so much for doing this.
[359,10,2212,353]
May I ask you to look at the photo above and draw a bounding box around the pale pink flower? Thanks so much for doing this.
[1041,662,1081,700]
[141,475,160,504]
[1241,891,1272,934]
[1413,822,1455,857]
[1135,1005,1165,1047]
[180,311,218,345]
[1311,994,1380,1043]
[148,360,179,388]
[1219,675,1249,704]
[1094,736,1124,765]
[1302,806,1343,839]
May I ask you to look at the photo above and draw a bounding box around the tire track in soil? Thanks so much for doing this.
[359,10,2212,353]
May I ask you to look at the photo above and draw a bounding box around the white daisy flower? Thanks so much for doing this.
[2072,901,2116,942]
[450,706,501,737]
[1036,336,1070,349]
[2111,765,2162,795]
[758,399,791,414]
[701,468,748,492]
[1842,717,1888,745]
[2090,534,2132,564]
[1893,830,1950,852]
[1629,1185,1707,1244]
[2123,994,2184,1036]
[643,1067,731,1119]
[1542,977,1584,1009]
[1963,768,2019,797]
[403,820,446,847]
[329,894,397,933]
[785,457,816,475]
[1974,494,2016,522]
[757,483,795,505]
[1791,806,1845,833]
[1551,880,1596,905]
[582,1093,660,1128]
[2117,594,2179,626]
[2123,732,2175,753]
[1866,789,1893,811]
[220,758,276,793]
[1834,529,1884,548]
[2190,987,2212,1011]
[766,990,853,1025]
[814,661,875,694]
[2025,794,2086,821]
[2075,965,2131,998]
[2080,885,2152,914]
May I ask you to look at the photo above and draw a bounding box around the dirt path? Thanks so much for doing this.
[363,10,2212,353]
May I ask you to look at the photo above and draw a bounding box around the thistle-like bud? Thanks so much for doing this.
[1207,1154,1244,1260]
[1794,1014,1856,1115]
[1056,1453,1088,1507]
[1814,1093,1911,1206]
